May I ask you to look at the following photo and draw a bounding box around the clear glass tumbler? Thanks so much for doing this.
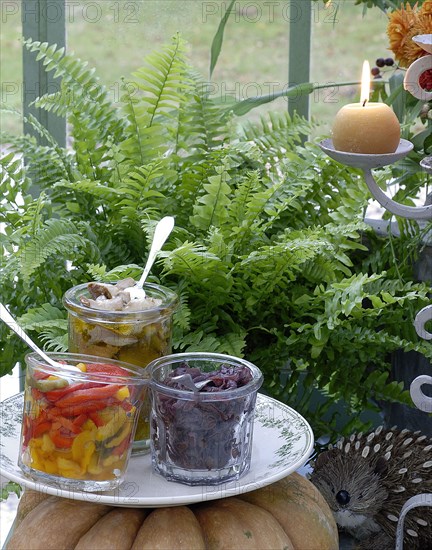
[148,352,263,486]
[63,282,178,454]
[18,353,147,492]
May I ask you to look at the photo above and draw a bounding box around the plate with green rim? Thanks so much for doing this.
[0,392,314,507]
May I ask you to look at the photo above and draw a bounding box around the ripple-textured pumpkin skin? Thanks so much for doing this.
[6,472,338,550]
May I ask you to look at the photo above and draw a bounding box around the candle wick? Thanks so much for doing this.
[362,99,367,107]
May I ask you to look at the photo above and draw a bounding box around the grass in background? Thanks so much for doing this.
[1,1,390,137]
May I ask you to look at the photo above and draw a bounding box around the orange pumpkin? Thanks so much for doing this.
[6,473,338,550]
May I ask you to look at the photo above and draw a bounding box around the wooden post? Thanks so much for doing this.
[288,0,312,120]
[22,0,66,147]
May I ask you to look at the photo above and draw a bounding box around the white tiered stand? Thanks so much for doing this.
[320,34,432,550]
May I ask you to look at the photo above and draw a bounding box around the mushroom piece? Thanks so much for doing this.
[115,278,136,291]
[87,282,119,300]
[79,295,125,311]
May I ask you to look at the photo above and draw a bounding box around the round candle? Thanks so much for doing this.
[331,60,401,155]
[332,102,401,154]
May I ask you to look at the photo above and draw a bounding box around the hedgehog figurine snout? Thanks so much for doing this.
[335,489,350,505]
[310,426,432,550]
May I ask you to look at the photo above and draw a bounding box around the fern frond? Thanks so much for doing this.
[116,163,166,215]
[175,70,229,156]
[0,151,25,190]
[54,179,124,209]
[162,242,225,282]
[120,34,191,164]
[190,163,232,232]
[24,113,74,181]
[18,219,100,284]
[173,291,191,332]
[239,111,312,160]
[86,263,107,280]
[99,264,143,282]
[18,303,67,332]
[24,39,123,140]
[232,177,314,254]
[39,328,68,352]
[132,35,191,124]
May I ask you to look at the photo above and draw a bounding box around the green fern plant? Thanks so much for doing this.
[1,36,430,443]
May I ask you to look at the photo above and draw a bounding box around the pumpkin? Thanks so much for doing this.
[6,472,338,550]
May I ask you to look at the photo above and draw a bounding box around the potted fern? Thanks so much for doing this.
[1,34,431,447]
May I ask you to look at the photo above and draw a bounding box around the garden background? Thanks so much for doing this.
[2,0,393,136]
[1,1,431,544]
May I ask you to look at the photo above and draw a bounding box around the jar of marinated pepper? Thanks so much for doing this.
[19,352,148,491]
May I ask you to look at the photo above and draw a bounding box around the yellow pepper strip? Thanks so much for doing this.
[114,386,130,401]
[102,455,124,468]
[104,421,132,448]
[87,453,103,475]
[29,447,44,471]
[72,431,96,464]
[42,458,58,475]
[57,457,83,478]
[41,433,55,454]
[96,406,118,424]
[82,418,97,432]
[96,407,127,442]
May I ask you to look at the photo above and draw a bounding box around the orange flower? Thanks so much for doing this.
[387,2,432,67]
[420,1,432,16]
[387,3,419,67]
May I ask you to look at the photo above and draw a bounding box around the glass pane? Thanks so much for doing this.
[310,1,389,128]
[0,1,400,137]
[66,0,290,120]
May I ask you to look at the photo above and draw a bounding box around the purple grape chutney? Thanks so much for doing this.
[152,364,256,470]
[166,364,253,392]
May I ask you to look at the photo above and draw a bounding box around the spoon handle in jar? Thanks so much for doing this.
[0,303,80,372]
[137,216,175,289]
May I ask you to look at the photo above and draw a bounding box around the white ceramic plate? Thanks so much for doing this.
[0,393,313,507]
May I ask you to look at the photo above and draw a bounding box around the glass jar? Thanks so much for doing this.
[148,352,263,486]
[63,282,178,454]
[18,353,148,492]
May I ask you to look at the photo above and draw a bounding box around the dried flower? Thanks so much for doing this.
[387,2,432,67]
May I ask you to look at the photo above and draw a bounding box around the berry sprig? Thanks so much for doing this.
[371,57,395,79]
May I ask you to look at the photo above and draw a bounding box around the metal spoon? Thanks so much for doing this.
[125,216,175,299]
[0,303,81,372]
[170,373,212,393]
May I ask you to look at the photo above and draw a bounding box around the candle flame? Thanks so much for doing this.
[360,60,370,106]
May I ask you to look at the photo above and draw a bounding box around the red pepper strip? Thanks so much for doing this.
[51,415,81,434]
[34,409,49,424]
[55,385,122,408]
[49,400,110,418]
[112,435,131,456]
[31,388,45,401]
[44,382,102,402]
[22,417,32,446]
[86,363,131,377]
[88,412,105,427]
[50,429,74,449]
[27,410,51,437]
[51,420,62,431]
[32,421,52,438]
[73,414,88,428]
[120,400,133,412]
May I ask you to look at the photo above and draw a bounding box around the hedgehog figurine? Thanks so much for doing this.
[309,426,432,550]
